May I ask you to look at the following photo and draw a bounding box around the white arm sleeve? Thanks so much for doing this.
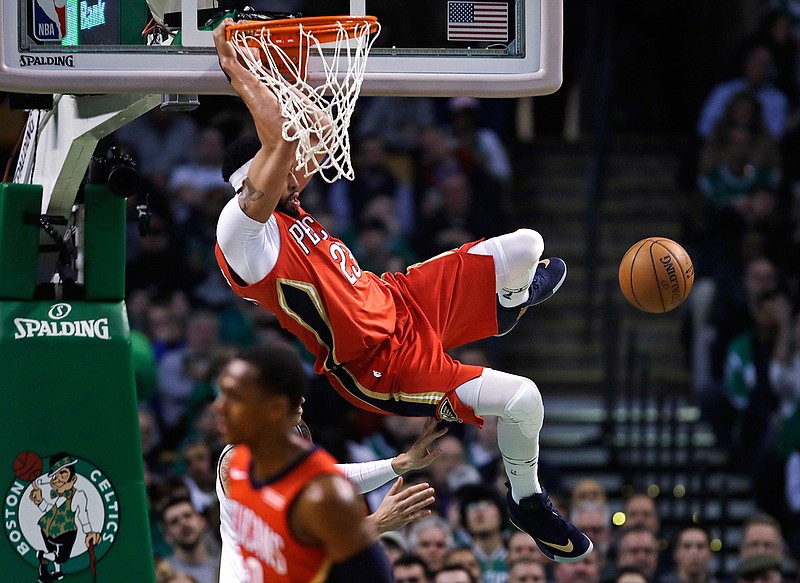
[216,197,281,285]
[335,459,398,494]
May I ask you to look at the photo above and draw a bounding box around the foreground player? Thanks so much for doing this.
[213,19,592,562]
[214,344,394,582]
[217,414,447,582]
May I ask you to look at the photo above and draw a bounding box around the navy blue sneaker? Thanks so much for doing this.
[527,257,567,306]
[506,484,593,563]
[496,258,567,336]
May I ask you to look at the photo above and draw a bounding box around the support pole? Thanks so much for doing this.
[14,93,160,216]
[0,184,155,582]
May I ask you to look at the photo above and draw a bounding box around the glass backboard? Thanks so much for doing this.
[0,0,562,97]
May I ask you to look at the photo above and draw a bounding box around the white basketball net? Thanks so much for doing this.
[230,19,380,183]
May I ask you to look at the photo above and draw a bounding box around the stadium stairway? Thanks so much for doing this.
[540,392,758,576]
[499,135,760,576]
[501,135,692,395]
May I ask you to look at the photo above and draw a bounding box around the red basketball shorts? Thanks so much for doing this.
[323,241,497,427]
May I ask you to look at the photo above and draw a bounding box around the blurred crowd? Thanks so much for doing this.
[682,7,800,572]
[2,2,800,583]
[113,3,800,582]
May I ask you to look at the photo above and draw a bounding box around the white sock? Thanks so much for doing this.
[455,370,544,502]
[498,418,542,502]
[467,231,541,308]
[498,269,533,308]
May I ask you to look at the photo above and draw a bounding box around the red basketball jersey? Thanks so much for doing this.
[217,208,498,423]
[227,445,341,583]
[215,209,395,368]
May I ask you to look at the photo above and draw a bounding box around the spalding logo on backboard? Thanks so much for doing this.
[32,0,67,41]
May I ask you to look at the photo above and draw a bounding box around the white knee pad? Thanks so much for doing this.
[455,369,544,437]
[496,229,544,293]
[503,378,544,438]
[511,229,545,269]
[469,228,544,291]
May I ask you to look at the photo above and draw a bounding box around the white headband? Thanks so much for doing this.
[229,158,253,194]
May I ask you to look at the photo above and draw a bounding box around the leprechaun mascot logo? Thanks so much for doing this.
[4,451,120,582]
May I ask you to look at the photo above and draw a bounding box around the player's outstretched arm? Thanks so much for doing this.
[335,419,447,533]
[293,474,393,582]
[213,18,297,223]
[337,417,448,492]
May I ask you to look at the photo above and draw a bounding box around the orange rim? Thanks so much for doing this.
[226,15,379,44]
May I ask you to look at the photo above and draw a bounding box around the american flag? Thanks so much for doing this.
[447,1,509,43]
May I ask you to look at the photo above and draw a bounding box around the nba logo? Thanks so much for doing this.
[32,0,67,41]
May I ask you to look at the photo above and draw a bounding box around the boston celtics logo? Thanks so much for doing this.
[4,451,120,582]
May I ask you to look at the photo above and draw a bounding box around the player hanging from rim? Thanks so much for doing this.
[212,18,592,563]
[216,403,448,582]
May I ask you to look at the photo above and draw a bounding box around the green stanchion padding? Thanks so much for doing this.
[0,301,155,582]
[0,184,42,300]
[83,186,126,301]
[0,188,154,581]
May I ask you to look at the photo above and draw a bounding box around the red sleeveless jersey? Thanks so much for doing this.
[216,207,497,424]
[215,209,396,369]
[227,445,341,583]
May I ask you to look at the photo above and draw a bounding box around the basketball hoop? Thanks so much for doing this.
[227,16,380,183]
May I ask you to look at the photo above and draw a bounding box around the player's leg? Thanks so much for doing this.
[386,243,498,349]
[467,229,567,335]
[387,230,564,348]
[468,228,544,304]
[454,369,592,563]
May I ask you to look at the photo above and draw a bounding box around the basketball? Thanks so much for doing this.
[13,451,43,482]
[618,237,694,313]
